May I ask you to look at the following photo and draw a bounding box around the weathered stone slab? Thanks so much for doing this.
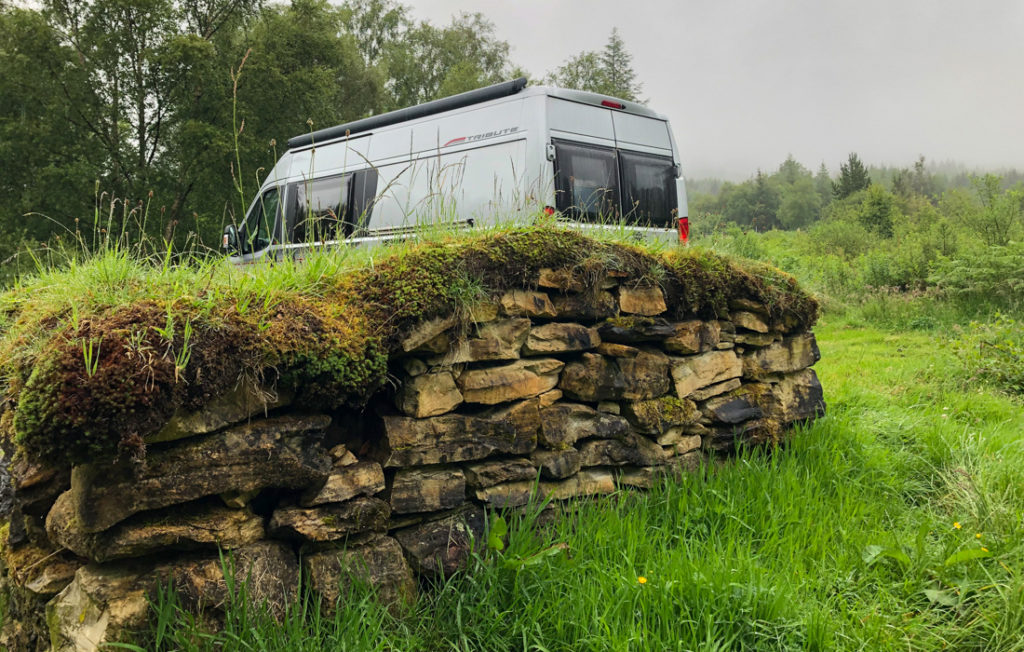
[378,398,539,467]
[596,317,677,343]
[301,462,386,507]
[305,535,415,610]
[731,311,770,333]
[3,540,81,597]
[703,419,782,452]
[388,467,465,514]
[616,466,669,490]
[559,350,670,402]
[537,267,585,292]
[729,297,770,317]
[597,400,620,414]
[393,505,485,577]
[551,290,617,320]
[474,481,536,508]
[690,378,742,402]
[673,434,703,454]
[537,389,563,407]
[703,394,764,424]
[500,290,557,318]
[762,369,827,423]
[743,333,820,377]
[457,358,564,404]
[71,415,332,533]
[462,458,536,489]
[543,469,616,501]
[733,332,780,347]
[671,350,742,399]
[46,542,298,651]
[664,320,721,355]
[47,493,264,563]
[522,323,600,355]
[595,341,640,358]
[539,402,630,449]
[530,448,582,480]
[268,497,390,542]
[395,371,463,418]
[621,397,700,434]
[397,316,457,354]
[618,285,667,315]
[149,382,293,444]
[577,435,668,467]
[428,318,530,365]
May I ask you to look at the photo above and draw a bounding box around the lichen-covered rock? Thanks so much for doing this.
[537,267,585,292]
[378,398,539,467]
[70,415,333,533]
[543,469,616,500]
[394,371,464,418]
[301,461,386,507]
[522,322,600,355]
[690,378,742,401]
[304,535,415,611]
[388,466,465,514]
[742,333,820,377]
[577,435,668,468]
[457,358,564,404]
[462,458,537,489]
[268,497,390,542]
[397,316,457,354]
[618,286,667,316]
[46,494,264,563]
[499,290,557,318]
[538,402,630,449]
[474,480,536,508]
[559,350,670,401]
[530,448,582,480]
[393,505,485,577]
[671,350,742,398]
[428,318,530,364]
[621,397,700,434]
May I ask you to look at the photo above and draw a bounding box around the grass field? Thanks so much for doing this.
[128,315,1024,651]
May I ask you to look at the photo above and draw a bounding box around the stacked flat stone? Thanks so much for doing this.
[0,268,824,652]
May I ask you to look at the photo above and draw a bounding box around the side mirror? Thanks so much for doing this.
[223,224,239,254]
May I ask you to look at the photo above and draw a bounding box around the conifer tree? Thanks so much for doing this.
[832,153,872,199]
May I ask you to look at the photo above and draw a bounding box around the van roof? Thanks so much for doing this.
[286,79,666,150]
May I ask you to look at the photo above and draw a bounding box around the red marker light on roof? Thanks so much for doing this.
[601,100,625,109]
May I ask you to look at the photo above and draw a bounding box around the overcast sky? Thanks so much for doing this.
[405,0,1024,180]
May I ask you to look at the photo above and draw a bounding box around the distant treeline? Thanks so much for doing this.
[689,153,1024,233]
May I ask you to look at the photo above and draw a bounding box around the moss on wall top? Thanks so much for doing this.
[0,228,817,466]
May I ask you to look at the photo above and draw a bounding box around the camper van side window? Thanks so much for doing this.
[553,141,619,223]
[293,174,353,243]
[618,151,677,227]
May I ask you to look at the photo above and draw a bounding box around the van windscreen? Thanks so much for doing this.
[619,151,677,227]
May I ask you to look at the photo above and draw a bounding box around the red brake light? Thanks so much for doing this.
[544,205,555,216]
[678,217,690,244]
[601,100,625,110]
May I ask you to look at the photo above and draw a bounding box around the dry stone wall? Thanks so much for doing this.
[0,268,824,651]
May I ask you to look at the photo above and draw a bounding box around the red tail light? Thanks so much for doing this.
[544,205,555,216]
[678,217,690,244]
[601,100,625,109]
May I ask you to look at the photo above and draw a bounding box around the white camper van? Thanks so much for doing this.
[223,78,689,263]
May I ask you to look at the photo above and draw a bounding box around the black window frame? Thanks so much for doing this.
[286,169,381,244]
[552,139,621,223]
[617,150,678,228]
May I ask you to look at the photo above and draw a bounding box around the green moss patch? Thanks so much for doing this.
[0,227,817,466]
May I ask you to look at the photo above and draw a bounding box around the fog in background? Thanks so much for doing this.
[406,0,1024,180]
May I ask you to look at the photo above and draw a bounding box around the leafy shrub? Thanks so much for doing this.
[952,313,1024,394]
[930,242,1024,309]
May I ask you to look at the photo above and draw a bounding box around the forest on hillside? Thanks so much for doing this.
[0,0,640,269]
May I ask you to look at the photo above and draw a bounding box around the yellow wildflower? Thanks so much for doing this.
[982,547,989,552]
[953,522,962,530]
[638,576,647,585]
[976,533,982,539]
